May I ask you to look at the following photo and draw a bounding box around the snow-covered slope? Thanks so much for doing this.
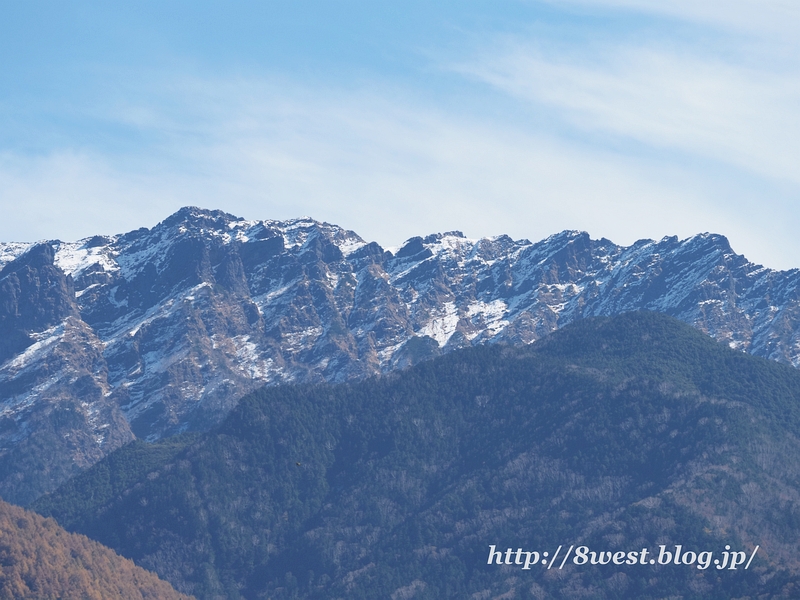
[1,206,799,503]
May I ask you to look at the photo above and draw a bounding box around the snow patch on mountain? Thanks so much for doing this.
[0,322,66,374]
[0,242,34,271]
[54,239,120,278]
[418,302,460,347]
[465,300,508,339]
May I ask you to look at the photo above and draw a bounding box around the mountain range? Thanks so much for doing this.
[1,206,799,504]
[33,312,800,599]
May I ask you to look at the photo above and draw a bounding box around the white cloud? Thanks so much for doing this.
[550,0,800,40]
[0,151,180,242]
[455,39,800,186]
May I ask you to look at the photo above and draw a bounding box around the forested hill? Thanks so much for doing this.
[0,498,193,599]
[34,311,800,599]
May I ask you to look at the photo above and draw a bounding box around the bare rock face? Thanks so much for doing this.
[0,245,133,505]
[1,206,800,503]
[0,243,79,363]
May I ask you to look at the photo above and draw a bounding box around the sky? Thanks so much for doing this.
[1,1,798,269]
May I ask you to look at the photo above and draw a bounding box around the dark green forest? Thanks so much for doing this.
[33,312,800,599]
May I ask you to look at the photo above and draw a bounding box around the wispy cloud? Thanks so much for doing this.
[0,150,176,241]
[455,25,800,187]
[551,0,800,40]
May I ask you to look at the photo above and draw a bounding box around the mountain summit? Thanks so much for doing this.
[1,207,799,503]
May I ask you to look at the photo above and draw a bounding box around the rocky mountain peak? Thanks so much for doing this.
[0,243,80,364]
[159,205,240,231]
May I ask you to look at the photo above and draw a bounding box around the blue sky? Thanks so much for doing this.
[1,1,798,269]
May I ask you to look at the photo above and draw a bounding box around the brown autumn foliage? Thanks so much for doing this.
[0,499,193,600]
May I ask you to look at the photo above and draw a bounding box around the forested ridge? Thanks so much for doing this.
[33,311,800,599]
[0,498,193,599]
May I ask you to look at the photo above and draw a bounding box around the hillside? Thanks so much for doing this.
[3,207,800,504]
[34,312,800,599]
[0,498,193,599]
